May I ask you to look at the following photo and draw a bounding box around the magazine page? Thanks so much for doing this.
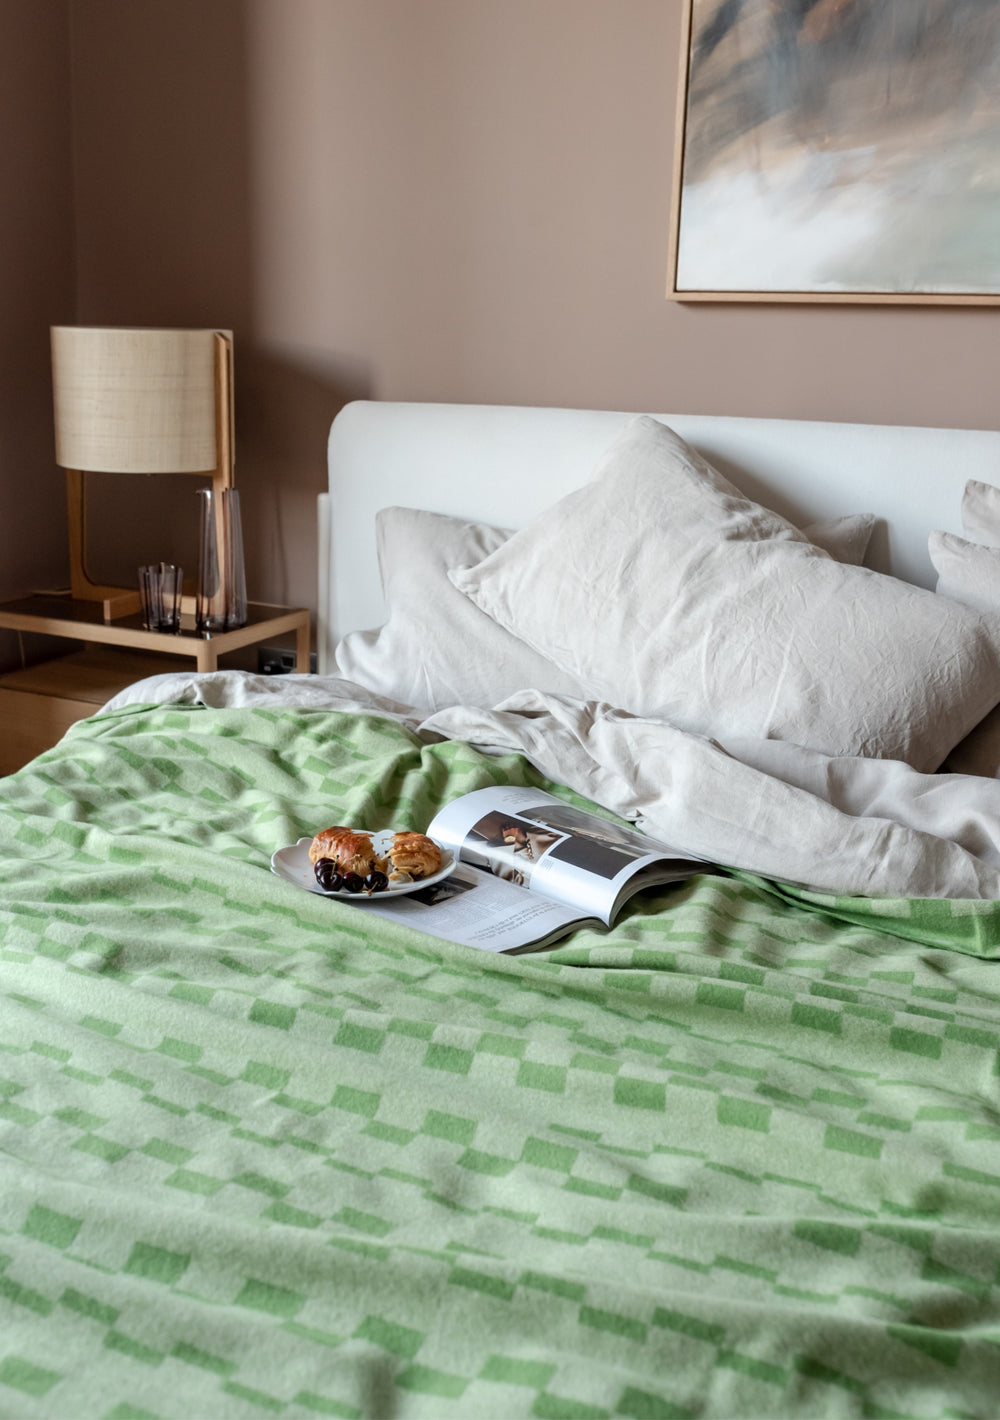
[346,864,599,954]
[427,786,703,927]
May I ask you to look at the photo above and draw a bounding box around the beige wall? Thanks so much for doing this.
[0,0,74,673]
[6,1,1000,654]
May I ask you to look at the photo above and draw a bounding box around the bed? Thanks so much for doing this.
[6,401,1000,1419]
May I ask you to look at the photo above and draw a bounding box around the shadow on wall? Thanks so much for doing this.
[229,348,372,612]
[0,0,75,675]
[70,0,372,623]
[85,349,371,616]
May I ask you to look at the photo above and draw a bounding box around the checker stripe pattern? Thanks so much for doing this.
[1,703,1000,1416]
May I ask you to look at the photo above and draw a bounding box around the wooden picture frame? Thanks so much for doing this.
[667,0,1000,305]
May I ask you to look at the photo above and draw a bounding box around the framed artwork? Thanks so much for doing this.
[668,0,1000,303]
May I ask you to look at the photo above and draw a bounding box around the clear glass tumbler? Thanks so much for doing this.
[196,487,247,634]
[137,563,183,633]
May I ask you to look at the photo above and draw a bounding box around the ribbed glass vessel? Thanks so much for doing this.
[196,487,247,634]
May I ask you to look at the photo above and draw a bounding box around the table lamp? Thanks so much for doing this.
[50,326,234,620]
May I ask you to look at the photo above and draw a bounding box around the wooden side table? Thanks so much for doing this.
[0,595,311,774]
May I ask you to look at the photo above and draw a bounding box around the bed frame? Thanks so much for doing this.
[318,401,1000,670]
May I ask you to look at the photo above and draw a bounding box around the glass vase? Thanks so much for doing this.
[196,487,247,634]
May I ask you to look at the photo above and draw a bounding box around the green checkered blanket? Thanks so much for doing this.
[3,703,1000,1418]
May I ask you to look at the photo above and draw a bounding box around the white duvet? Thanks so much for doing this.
[102,670,1000,901]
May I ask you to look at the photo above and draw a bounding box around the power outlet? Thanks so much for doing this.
[257,647,317,675]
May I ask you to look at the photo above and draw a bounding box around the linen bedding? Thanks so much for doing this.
[5,681,1000,1420]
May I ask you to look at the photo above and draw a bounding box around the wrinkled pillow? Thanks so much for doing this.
[963,479,1000,547]
[334,504,876,715]
[334,506,588,711]
[802,513,876,566]
[930,530,1000,615]
[450,415,1000,770]
[930,526,1000,777]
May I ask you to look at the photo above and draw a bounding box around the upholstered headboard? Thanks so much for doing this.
[318,401,1000,671]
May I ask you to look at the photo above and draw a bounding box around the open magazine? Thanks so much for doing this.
[350,786,708,954]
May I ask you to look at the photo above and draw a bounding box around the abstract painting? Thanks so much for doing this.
[669,0,1000,302]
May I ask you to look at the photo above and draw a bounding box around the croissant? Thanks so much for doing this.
[308,826,383,876]
[387,831,442,882]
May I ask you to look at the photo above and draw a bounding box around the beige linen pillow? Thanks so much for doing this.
[802,514,876,566]
[929,528,1000,776]
[450,415,1000,770]
[333,504,874,714]
[334,506,587,711]
[962,479,1000,547]
[929,530,1000,615]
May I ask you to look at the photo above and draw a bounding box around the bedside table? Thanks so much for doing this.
[0,594,311,774]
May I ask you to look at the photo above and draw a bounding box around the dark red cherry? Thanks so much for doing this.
[314,860,343,892]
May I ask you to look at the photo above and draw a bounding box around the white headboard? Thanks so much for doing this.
[319,401,1000,671]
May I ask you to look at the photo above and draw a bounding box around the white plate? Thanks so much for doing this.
[270,834,456,900]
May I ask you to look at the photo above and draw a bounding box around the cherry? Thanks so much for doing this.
[314,859,343,893]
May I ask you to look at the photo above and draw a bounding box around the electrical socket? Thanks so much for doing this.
[257,647,317,675]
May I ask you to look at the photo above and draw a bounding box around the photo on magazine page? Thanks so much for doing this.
[515,801,669,880]
[462,811,567,887]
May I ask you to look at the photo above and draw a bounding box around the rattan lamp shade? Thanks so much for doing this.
[50,326,234,616]
[51,327,225,473]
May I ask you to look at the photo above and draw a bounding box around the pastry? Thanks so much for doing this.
[308,825,383,876]
[308,824,443,889]
[387,831,442,882]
